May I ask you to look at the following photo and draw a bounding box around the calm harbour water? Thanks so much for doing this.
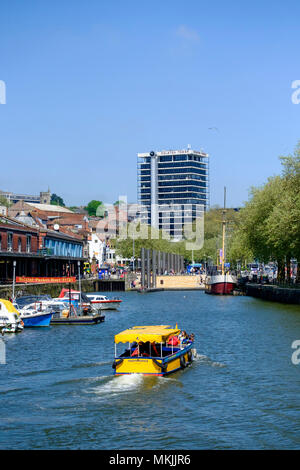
[1,290,300,450]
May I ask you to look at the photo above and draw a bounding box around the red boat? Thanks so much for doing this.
[57,288,91,311]
[85,294,122,310]
[204,187,237,295]
[205,274,237,295]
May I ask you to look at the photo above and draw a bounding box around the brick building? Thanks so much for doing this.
[0,216,86,283]
[0,216,40,282]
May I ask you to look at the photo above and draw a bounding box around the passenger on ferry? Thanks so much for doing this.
[188,333,195,342]
[167,335,179,346]
[150,342,159,357]
[179,330,188,343]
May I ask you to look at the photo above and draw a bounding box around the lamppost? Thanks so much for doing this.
[77,260,82,312]
[132,238,135,272]
[67,252,71,312]
[12,260,16,302]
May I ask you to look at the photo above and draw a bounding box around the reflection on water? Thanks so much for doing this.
[0,291,300,449]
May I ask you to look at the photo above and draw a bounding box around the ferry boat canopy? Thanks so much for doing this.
[114,325,181,344]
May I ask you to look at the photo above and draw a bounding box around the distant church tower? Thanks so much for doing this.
[40,188,51,204]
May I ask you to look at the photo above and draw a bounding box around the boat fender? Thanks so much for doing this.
[112,358,124,369]
[180,355,186,369]
[152,358,167,372]
[187,350,193,364]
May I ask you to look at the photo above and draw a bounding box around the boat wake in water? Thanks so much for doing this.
[87,372,185,399]
[194,353,226,368]
[89,373,145,398]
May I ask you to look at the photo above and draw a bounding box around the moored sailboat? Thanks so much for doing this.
[205,187,237,295]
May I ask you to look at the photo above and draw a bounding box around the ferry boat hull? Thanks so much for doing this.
[113,343,195,376]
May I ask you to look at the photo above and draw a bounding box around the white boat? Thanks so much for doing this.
[0,299,24,334]
[85,294,122,310]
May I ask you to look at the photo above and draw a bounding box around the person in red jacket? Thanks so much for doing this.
[167,335,179,346]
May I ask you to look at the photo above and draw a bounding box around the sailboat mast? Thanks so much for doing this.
[222,187,226,276]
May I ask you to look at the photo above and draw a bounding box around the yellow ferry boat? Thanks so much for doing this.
[112,325,196,376]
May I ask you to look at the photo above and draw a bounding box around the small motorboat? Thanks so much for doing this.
[18,302,52,327]
[14,294,52,309]
[0,299,24,334]
[112,325,196,376]
[85,294,122,310]
[50,303,105,325]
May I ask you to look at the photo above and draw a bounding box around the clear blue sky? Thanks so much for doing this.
[1,0,300,208]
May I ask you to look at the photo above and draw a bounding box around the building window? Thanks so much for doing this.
[7,233,13,252]
[26,235,31,253]
[18,237,22,253]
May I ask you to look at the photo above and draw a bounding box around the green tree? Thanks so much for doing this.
[51,193,65,207]
[114,200,125,206]
[84,200,103,216]
[228,141,300,282]
[0,195,11,208]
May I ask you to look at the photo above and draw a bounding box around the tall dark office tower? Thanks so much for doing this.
[137,147,209,239]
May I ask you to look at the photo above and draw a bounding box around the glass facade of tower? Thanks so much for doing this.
[137,149,209,238]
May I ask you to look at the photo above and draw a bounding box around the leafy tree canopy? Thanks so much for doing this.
[84,200,103,216]
[51,193,65,207]
[0,195,11,208]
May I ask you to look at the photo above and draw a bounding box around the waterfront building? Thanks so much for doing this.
[137,147,209,238]
[0,216,40,281]
[88,233,106,267]
[9,201,90,260]
[0,216,86,282]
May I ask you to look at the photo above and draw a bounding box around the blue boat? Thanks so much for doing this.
[20,311,52,327]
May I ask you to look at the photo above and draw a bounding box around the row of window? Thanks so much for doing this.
[138,161,208,170]
[0,233,32,253]
[138,203,201,211]
[139,176,208,184]
[158,168,208,175]
[44,238,82,258]
[141,155,208,163]
[159,181,207,188]
[140,180,207,187]
[158,162,207,169]
[140,186,207,192]
[140,196,207,204]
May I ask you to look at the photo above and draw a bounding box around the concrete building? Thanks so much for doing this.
[137,147,209,238]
